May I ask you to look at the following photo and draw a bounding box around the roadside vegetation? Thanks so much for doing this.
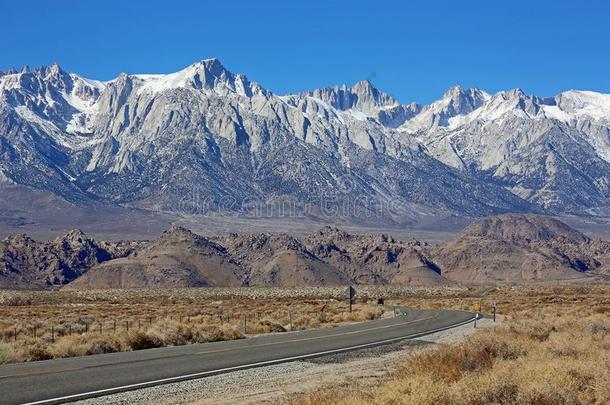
[291,285,610,405]
[0,288,388,363]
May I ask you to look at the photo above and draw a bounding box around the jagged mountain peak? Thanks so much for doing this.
[504,87,527,97]
[442,84,478,97]
[298,79,399,115]
[399,86,488,131]
[191,57,227,73]
[2,59,610,218]
[36,62,65,75]
[440,85,488,107]
[2,63,70,83]
[351,79,375,92]
[127,58,266,97]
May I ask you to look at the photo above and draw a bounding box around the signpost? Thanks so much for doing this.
[473,302,480,328]
[346,286,356,312]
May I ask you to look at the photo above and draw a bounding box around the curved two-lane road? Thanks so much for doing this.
[0,308,474,404]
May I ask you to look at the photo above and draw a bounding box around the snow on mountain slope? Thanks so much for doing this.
[1,59,609,218]
[398,87,610,213]
[0,64,105,135]
[554,90,610,120]
[132,59,268,98]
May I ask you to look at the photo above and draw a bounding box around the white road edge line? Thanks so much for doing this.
[23,316,475,405]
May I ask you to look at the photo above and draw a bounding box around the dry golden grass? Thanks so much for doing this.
[291,285,610,405]
[0,288,386,364]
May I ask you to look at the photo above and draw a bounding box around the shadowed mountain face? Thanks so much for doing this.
[4,59,610,227]
[0,230,136,289]
[1,215,609,290]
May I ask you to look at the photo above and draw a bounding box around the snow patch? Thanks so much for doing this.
[541,105,571,122]
[133,60,226,95]
[343,109,368,121]
[558,90,610,121]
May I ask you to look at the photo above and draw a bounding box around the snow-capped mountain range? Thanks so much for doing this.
[1,59,609,222]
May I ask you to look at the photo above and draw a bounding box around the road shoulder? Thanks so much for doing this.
[76,316,498,405]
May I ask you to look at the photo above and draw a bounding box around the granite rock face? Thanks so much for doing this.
[10,59,607,223]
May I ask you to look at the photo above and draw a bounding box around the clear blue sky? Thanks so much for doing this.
[2,0,609,103]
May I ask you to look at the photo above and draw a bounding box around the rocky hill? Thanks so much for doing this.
[217,233,347,287]
[432,215,610,284]
[0,230,136,289]
[67,226,245,289]
[303,227,447,286]
[2,216,609,290]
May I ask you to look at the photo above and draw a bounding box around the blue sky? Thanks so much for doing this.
[1,0,609,103]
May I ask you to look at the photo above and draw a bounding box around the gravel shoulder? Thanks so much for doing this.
[76,316,499,405]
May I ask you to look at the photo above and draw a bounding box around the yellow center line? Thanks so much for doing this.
[196,316,435,355]
[0,366,84,380]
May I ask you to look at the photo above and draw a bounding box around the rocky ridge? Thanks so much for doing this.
[5,59,609,222]
[2,215,608,289]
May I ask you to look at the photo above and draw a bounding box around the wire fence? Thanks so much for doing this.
[0,306,365,344]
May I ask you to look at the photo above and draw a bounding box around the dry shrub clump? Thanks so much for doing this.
[248,319,287,334]
[0,324,247,363]
[49,334,124,358]
[0,343,14,364]
[293,286,610,405]
[12,339,53,362]
[195,324,245,343]
[0,288,385,364]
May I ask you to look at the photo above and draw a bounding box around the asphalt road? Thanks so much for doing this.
[0,308,474,404]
